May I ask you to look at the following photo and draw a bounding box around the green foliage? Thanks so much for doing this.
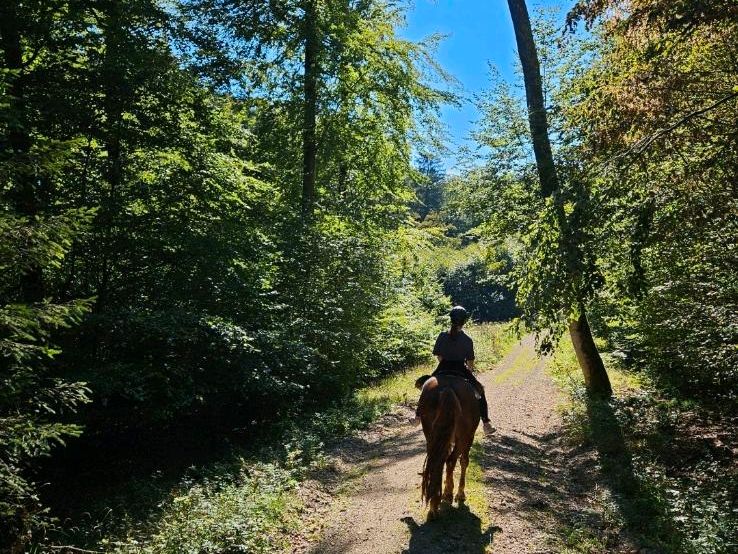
[1,0,455,548]
[440,252,518,322]
[562,0,738,400]
[0,213,93,544]
[410,154,445,221]
[550,339,738,554]
[110,462,300,554]
[464,3,737,397]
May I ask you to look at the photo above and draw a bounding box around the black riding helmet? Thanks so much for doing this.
[449,305,469,325]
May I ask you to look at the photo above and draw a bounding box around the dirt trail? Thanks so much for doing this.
[303,335,569,554]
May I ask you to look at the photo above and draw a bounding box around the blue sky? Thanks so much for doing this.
[401,0,564,167]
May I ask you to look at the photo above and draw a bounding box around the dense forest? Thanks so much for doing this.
[1,0,735,552]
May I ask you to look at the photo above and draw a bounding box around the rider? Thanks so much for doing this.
[412,306,495,435]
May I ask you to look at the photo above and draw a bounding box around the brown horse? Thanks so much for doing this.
[417,374,481,519]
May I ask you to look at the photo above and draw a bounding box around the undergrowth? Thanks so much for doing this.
[549,337,738,554]
[52,323,512,553]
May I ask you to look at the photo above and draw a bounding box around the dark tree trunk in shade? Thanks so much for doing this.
[506,0,612,397]
[0,1,44,302]
[301,0,318,222]
[97,3,125,310]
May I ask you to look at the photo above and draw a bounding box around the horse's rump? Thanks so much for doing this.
[418,375,480,512]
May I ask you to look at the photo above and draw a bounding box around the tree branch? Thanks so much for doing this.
[607,91,738,166]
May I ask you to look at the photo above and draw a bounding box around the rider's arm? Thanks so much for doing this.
[466,337,475,372]
[432,333,444,362]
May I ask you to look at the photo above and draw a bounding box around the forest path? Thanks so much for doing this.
[300,335,573,554]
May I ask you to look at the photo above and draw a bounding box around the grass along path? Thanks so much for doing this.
[302,327,562,554]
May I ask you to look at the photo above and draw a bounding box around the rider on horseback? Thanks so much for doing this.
[412,306,495,435]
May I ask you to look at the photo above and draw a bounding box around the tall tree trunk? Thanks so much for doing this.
[0,1,44,303]
[506,0,612,397]
[506,0,557,197]
[97,3,124,311]
[301,0,318,222]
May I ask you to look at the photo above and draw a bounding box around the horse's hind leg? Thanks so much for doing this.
[456,448,470,504]
[443,446,459,504]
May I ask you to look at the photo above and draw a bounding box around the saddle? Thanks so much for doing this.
[414,373,481,399]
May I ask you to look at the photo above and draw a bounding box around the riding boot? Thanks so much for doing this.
[471,380,491,423]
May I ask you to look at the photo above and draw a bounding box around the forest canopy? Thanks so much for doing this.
[1,0,736,551]
[0,0,458,543]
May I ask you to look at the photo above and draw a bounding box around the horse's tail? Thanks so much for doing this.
[421,387,461,505]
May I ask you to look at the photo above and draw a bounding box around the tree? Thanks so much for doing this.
[0,1,46,303]
[0,1,455,547]
[0,2,95,545]
[562,0,738,399]
[0,213,92,551]
[412,154,445,221]
[506,0,612,396]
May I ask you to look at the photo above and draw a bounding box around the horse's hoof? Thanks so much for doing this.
[442,493,453,504]
[455,493,466,504]
[427,509,439,521]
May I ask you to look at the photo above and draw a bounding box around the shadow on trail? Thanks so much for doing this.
[475,397,683,551]
[401,503,501,554]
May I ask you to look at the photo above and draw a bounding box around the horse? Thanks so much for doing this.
[416,374,481,519]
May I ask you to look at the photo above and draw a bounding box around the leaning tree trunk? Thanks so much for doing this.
[570,307,612,396]
[301,0,318,222]
[506,0,612,397]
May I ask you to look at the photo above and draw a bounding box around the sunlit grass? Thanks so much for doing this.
[358,322,516,408]
[466,442,491,528]
[492,346,537,385]
[548,334,649,396]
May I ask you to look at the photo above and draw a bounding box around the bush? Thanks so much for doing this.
[111,462,300,554]
[441,255,518,322]
[0,212,92,548]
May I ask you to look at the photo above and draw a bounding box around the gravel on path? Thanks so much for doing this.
[302,335,571,554]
